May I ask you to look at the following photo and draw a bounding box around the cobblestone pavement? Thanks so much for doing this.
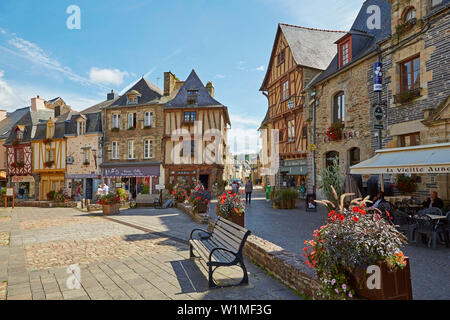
[209,189,450,300]
[0,207,300,300]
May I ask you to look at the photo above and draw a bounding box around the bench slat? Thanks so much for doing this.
[209,234,239,254]
[212,228,241,251]
[218,217,248,233]
[190,239,233,263]
[216,220,246,239]
[202,239,235,262]
[215,223,246,244]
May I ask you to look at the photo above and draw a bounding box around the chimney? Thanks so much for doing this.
[0,110,7,122]
[31,96,46,112]
[107,90,116,101]
[164,71,177,96]
[206,82,214,98]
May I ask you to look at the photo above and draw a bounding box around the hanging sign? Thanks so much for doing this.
[374,62,383,92]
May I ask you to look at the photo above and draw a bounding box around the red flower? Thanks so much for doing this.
[352,216,359,222]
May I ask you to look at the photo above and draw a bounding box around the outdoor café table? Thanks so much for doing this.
[426,214,447,220]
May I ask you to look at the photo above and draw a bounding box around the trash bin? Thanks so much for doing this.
[306,193,317,212]
[265,186,272,200]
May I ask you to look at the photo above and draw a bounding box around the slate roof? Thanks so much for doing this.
[109,78,162,108]
[165,70,223,109]
[4,109,54,144]
[0,107,30,140]
[81,95,120,114]
[309,0,392,87]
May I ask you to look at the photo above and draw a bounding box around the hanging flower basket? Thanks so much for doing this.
[326,122,344,142]
[394,174,417,194]
[11,162,24,168]
[43,138,52,145]
[12,141,20,146]
[44,161,55,168]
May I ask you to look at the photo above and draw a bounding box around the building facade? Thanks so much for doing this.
[163,70,230,190]
[101,78,164,199]
[259,23,345,188]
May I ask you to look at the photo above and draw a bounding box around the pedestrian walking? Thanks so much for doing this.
[231,181,238,194]
[102,183,109,195]
[245,179,253,205]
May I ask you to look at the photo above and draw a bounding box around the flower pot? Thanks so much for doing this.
[102,203,120,215]
[228,212,245,228]
[349,258,413,300]
[196,202,208,213]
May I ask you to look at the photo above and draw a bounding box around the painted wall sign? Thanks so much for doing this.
[11,175,35,183]
[103,165,160,177]
[374,62,382,92]
[323,131,359,143]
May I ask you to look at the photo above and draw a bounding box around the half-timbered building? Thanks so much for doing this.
[260,23,344,187]
[163,70,230,189]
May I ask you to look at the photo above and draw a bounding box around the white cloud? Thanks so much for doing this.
[255,65,265,72]
[227,113,264,155]
[89,67,129,86]
[215,74,225,79]
[0,70,26,109]
[0,27,7,35]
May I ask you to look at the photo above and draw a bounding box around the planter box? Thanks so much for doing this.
[228,212,245,228]
[349,257,413,300]
[102,204,120,215]
[196,202,208,213]
[273,199,296,209]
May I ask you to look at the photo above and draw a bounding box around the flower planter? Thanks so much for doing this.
[102,203,120,215]
[196,202,208,214]
[228,212,245,228]
[349,258,413,300]
[272,199,296,209]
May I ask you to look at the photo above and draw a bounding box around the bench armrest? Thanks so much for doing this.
[190,228,212,240]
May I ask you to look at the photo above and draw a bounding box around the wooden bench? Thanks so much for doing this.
[189,217,251,288]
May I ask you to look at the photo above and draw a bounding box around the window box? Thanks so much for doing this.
[43,138,52,145]
[326,122,344,142]
[44,161,54,168]
[83,161,90,166]
[396,18,417,36]
[394,87,421,104]
[127,126,136,131]
[143,125,152,130]
[12,141,20,146]
[111,127,120,133]
[11,162,24,168]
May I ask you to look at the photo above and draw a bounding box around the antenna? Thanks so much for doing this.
[156,76,161,87]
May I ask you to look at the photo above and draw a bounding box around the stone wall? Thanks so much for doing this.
[66,134,101,176]
[176,202,210,224]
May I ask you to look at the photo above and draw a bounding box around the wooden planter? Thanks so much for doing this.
[349,258,413,300]
[196,202,208,214]
[272,199,296,209]
[102,203,120,215]
[228,212,245,228]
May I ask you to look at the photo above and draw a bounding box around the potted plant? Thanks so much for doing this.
[46,190,56,201]
[171,184,189,203]
[394,174,417,195]
[44,160,55,168]
[189,189,211,213]
[269,188,298,209]
[98,192,121,215]
[303,188,412,300]
[215,191,246,227]
[326,122,344,142]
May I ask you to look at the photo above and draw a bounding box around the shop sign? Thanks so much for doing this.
[11,176,34,183]
[103,166,159,177]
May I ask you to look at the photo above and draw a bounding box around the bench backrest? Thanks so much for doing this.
[211,217,251,254]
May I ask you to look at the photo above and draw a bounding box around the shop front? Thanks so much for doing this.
[102,163,160,200]
[279,159,308,188]
[11,175,36,200]
[66,174,103,201]
[0,170,7,188]
[165,165,220,190]
[39,174,65,200]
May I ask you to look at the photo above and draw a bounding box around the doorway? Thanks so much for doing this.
[199,174,209,189]
[86,178,93,200]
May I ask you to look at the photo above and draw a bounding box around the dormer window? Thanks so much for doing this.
[16,130,23,141]
[403,7,416,23]
[46,120,54,139]
[126,90,141,105]
[187,90,198,105]
[127,95,137,105]
[77,120,86,135]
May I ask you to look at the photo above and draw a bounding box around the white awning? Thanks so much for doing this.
[350,143,450,175]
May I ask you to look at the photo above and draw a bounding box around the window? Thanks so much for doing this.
[144,140,152,159]
[47,124,54,138]
[333,92,345,123]
[403,7,416,22]
[127,95,138,105]
[349,147,360,166]
[431,0,443,8]
[400,56,420,92]
[127,113,136,129]
[184,111,196,123]
[16,130,23,140]
[127,140,135,159]
[325,151,339,169]
[144,112,153,128]
[339,37,352,67]
[112,114,120,129]
[15,149,24,163]
[282,80,289,101]
[82,148,90,164]
[111,141,119,160]
[399,132,420,147]
[77,121,86,135]
[187,90,198,105]
[302,126,308,139]
[45,149,54,162]
[287,119,295,142]
[277,49,285,65]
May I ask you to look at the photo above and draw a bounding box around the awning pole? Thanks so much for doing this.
[381,174,385,192]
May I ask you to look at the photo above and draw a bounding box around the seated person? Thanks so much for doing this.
[422,191,444,210]
[373,191,386,208]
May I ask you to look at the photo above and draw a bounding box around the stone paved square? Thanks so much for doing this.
[0,207,301,300]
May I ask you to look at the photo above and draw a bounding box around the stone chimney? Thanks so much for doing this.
[107,90,116,101]
[164,71,177,96]
[31,96,46,112]
[0,110,7,122]
[206,82,214,98]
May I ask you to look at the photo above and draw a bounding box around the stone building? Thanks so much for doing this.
[305,0,392,198]
[101,78,164,199]
[163,70,230,190]
[259,23,344,188]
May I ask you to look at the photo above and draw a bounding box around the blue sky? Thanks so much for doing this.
[0,0,362,154]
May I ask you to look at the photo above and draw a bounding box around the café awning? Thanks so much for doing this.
[350,143,450,175]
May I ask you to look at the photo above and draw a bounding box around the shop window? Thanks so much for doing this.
[398,132,420,147]
[333,91,345,123]
[349,147,360,166]
[325,151,339,169]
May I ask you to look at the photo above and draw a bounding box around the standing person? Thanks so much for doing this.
[102,183,109,195]
[231,181,238,194]
[245,179,253,205]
